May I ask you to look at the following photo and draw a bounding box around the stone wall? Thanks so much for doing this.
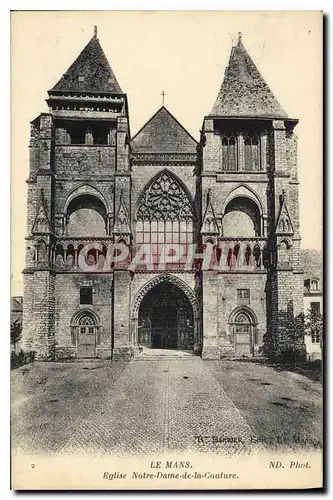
[202,271,267,358]
[54,146,116,177]
[54,273,113,359]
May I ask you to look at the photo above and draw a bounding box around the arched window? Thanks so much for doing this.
[226,244,240,269]
[221,134,237,171]
[136,171,193,259]
[223,196,261,237]
[244,245,252,266]
[78,314,96,335]
[311,279,319,291]
[66,194,107,236]
[234,312,251,334]
[97,244,107,270]
[55,244,64,268]
[253,244,262,268]
[279,240,291,266]
[244,133,260,171]
[65,244,75,268]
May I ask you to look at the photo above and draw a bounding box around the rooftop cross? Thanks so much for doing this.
[94,26,98,39]
[161,90,167,106]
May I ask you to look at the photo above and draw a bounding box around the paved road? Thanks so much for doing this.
[56,358,262,457]
[12,356,264,457]
[12,355,322,457]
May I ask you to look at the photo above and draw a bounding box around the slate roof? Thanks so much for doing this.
[11,297,23,313]
[131,106,198,153]
[50,35,123,94]
[300,249,323,283]
[210,36,288,119]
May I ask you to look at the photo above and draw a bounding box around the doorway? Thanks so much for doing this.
[138,281,194,350]
[73,312,97,358]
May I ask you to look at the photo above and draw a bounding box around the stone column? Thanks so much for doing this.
[237,131,245,171]
[112,270,133,361]
[201,272,220,359]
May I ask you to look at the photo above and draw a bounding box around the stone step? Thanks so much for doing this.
[133,353,197,361]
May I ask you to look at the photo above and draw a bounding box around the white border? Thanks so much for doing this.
[3,2,330,498]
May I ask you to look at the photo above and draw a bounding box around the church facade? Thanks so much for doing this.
[21,31,305,361]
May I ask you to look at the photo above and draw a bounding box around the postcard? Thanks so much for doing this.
[10,10,323,490]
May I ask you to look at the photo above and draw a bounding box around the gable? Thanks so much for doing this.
[131,106,198,154]
[32,190,51,234]
[275,199,294,235]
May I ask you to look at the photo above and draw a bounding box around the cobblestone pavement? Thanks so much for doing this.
[12,357,262,457]
[60,358,263,456]
[11,356,321,457]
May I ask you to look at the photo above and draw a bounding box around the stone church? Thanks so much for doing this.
[22,30,305,361]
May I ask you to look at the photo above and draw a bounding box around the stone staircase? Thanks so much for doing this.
[132,348,196,361]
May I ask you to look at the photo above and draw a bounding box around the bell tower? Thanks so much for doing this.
[200,34,305,359]
[22,28,132,360]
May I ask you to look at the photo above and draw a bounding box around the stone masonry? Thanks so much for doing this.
[21,30,305,361]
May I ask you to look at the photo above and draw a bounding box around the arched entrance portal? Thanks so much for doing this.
[138,282,194,350]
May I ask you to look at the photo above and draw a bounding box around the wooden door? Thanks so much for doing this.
[77,325,96,358]
[234,325,252,356]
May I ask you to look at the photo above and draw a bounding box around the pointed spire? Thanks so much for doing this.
[210,35,287,118]
[50,33,123,94]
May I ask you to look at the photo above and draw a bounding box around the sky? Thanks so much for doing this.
[11,11,322,296]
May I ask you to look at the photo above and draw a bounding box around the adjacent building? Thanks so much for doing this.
[302,249,323,360]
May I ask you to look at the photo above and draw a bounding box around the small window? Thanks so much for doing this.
[311,331,320,344]
[78,76,85,82]
[311,280,319,291]
[310,302,320,315]
[237,289,250,305]
[80,287,93,305]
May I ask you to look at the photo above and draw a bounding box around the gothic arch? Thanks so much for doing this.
[70,309,101,327]
[228,305,258,325]
[131,274,201,351]
[132,274,199,320]
[221,184,264,216]
[70,309,101,356]
[63,183,109,215]
[279,238,292,249]
[134,168,195,216]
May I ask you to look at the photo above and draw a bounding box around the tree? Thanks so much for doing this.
[10,319,22,347]
[304,307,323,359]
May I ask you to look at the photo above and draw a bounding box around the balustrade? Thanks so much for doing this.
[50,237,267,272]
[215,238,267,271]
